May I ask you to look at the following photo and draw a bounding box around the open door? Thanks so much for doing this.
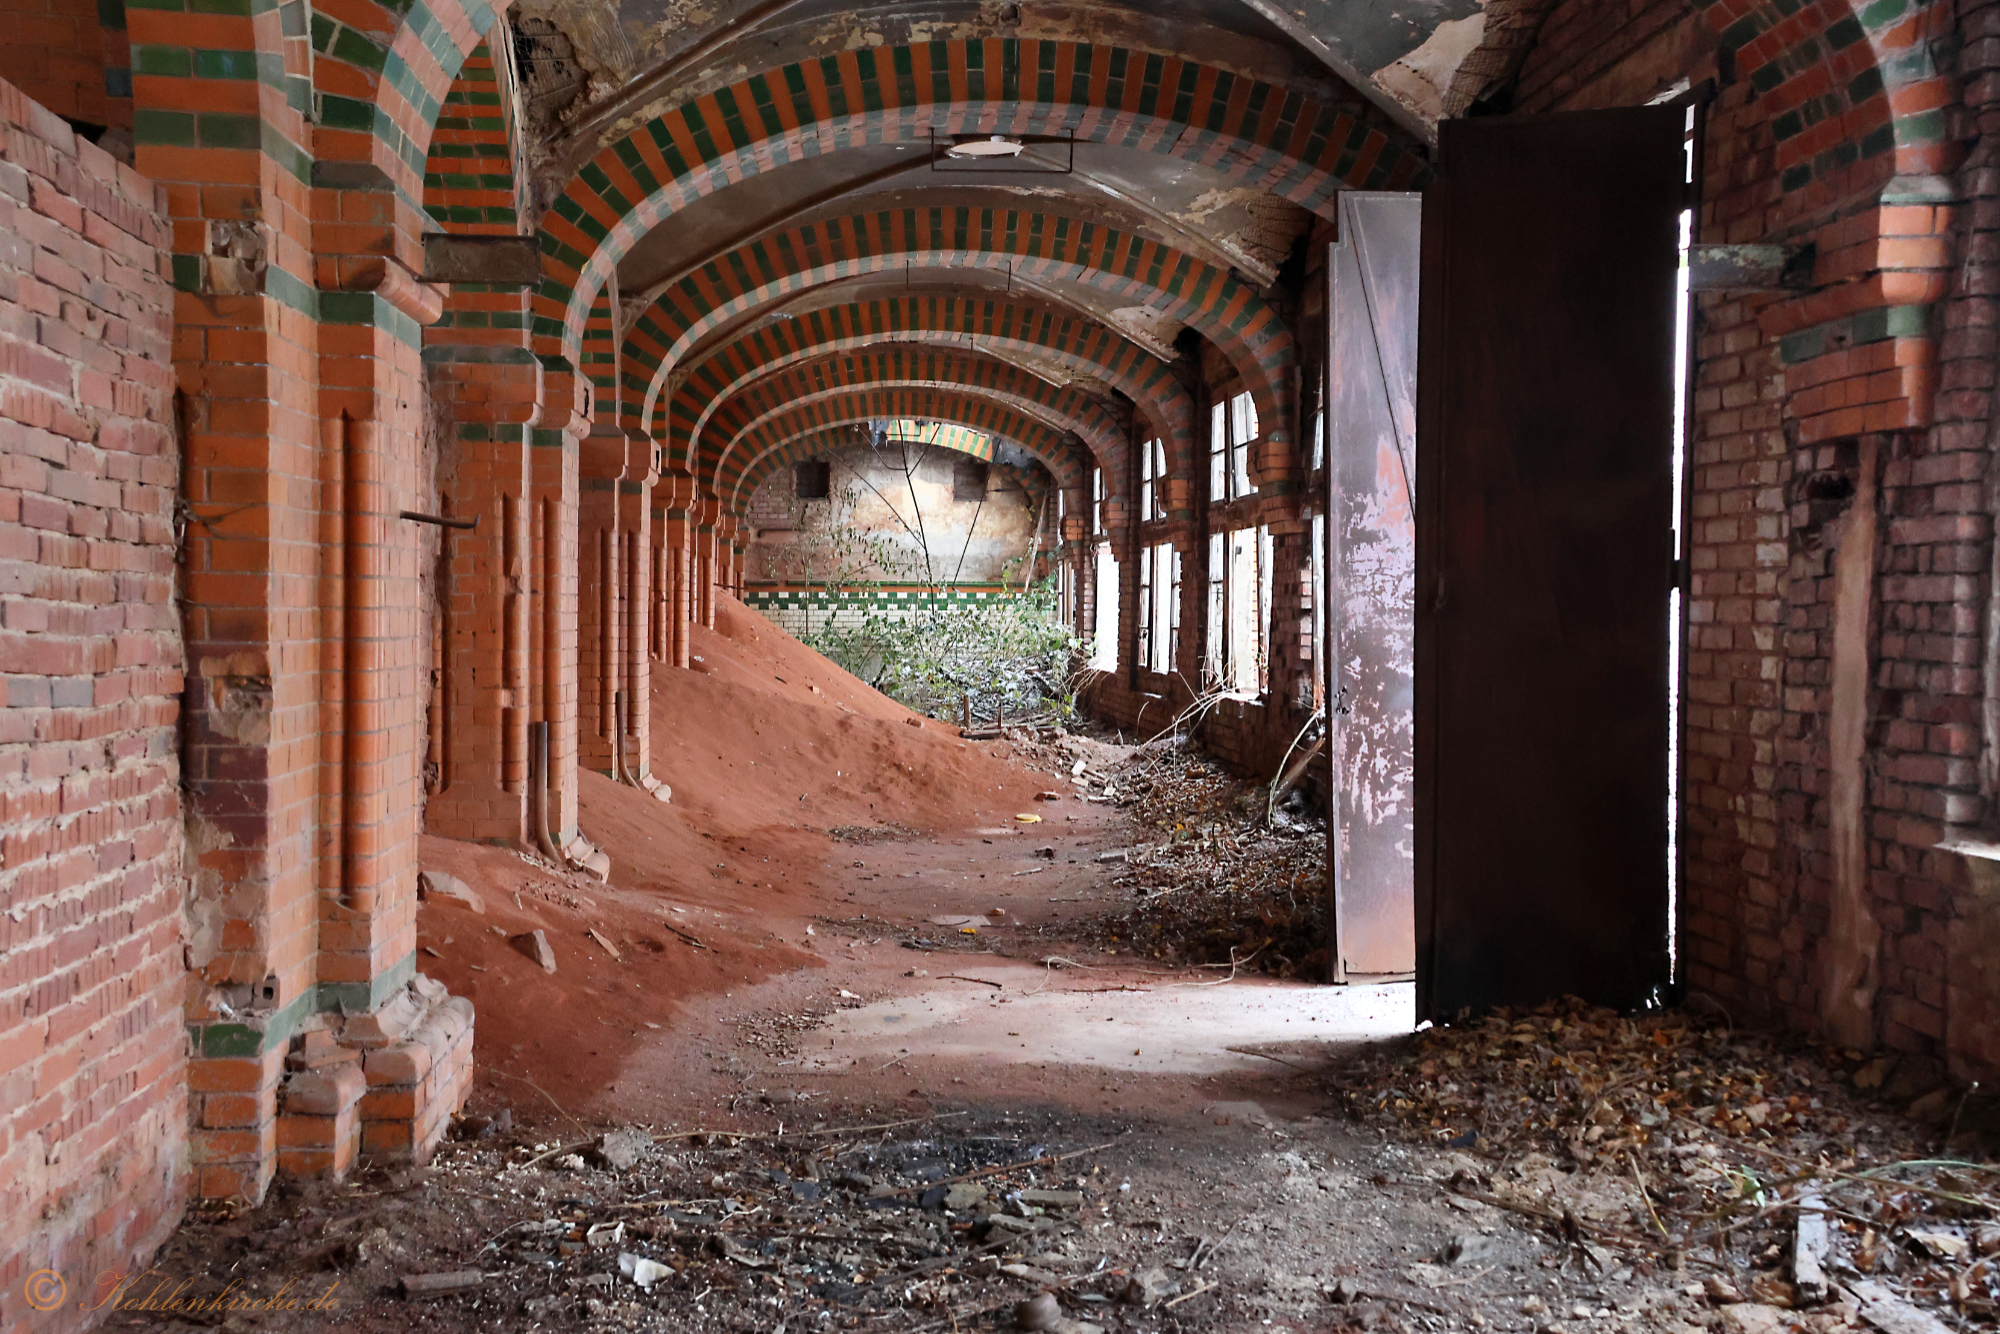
[1326,192,1420,983]
[1414,108,1686,1020]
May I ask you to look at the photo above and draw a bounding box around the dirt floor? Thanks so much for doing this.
[113,600,1995,1334]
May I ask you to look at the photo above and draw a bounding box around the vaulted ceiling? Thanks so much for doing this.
[506,0,1545,513]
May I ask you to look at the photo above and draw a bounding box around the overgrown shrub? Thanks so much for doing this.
[803,579,1080,723]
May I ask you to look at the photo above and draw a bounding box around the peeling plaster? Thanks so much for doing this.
[1372,6,1488,127]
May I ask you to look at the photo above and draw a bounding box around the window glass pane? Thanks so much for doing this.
[1310,512,1326,708]
[1257,526,1274,693]
[1144,544,1160,668]
[1091,542,1118,670]
[1206,531,1226,684]
[1228,529,1256,693]
[1209,402,1227,498]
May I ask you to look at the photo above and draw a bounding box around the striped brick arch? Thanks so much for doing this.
[1696,0,1950,214]
[622,206,1294,454]
[722,390,1088,511]
[663,295,1192,474]
[534,37,1423,368]
[732,428,1063,518]
[312,0,509,193]
[701,349,1125,489]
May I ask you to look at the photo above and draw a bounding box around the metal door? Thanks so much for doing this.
[1326,192,1420,982]
[1414,108,1684,1020]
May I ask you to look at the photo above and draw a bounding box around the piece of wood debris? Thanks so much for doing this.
[661,920,710,950]
[587,927,624,962]
[1845,1280,1954,1334]
[1163,1280,1218,1309]
[1793,1193,1829,1305]
[401,1271,485,1297]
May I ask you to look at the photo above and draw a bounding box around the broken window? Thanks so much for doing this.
[1137,540,1179,674]
[953,459,989,501]
[1138,437,1167,521]
[1205,524,1271,695]
[795,460,830,499]
[1308,511,1326,709]
[1208,391,1259,503]
[1090,540,1119,671]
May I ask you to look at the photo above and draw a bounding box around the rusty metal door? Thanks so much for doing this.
[1326,192,1420,982]
[1414,108,1684,1019]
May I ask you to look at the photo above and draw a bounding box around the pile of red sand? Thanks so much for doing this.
[415,593,1052,1109]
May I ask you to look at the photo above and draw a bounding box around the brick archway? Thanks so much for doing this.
[702,349,1123,494]
[664,295,1192,479]
[723,389,1087,512]
[533,37,1421,370]
[622,206,1293,459]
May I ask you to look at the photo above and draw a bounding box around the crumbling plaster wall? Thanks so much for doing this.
[744,444,1048,589]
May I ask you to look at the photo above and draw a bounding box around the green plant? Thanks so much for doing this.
[803,577,1080,722]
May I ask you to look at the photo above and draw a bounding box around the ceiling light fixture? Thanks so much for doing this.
[945,135,1026,159]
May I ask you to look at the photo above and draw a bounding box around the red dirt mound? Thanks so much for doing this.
[416,592,1053,1114]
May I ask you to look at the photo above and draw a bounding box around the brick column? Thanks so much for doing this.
[422,347,539,844]
[657,469,696,668]
[531,362,587,856]
[694,495,721,628]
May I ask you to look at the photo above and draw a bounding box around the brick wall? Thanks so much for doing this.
[1512,0,2000,1080]
[0,0,132,134]
[0,77,185,1331]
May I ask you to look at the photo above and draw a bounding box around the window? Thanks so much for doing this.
[1309,511,1327,709]
[1138,437,1167,521]
[1137,540,1179,674]
[795,460,830,499]
[1206,524,1271,695]
[1209,390,1259,502]
[1230,393,1257,497]
[953,459,989,501]
[1091,466,1106,537]
[1310,403,1326,476]
[1090,540,1119,670]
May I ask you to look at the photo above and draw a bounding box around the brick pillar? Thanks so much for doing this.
[617,447,670,798]
[142,63,326,1199]
[578,424,665,796]
[658,469,696,668]
[531,362,586,853]
[307,170,474,1171]
[423,349,539,844]
[1061,506,1090,637]
[694,495,721,628]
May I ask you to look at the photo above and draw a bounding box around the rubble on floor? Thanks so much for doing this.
[1323,996,2000,1330]
[1073,742,1324,978]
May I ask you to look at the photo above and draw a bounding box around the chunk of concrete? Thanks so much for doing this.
[511,929,557,973]
[599,1126,651,1170]
[417,870,485,913]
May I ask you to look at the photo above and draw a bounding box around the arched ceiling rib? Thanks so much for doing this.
[520,2,1444,512]
[703,347,1125,483]
[662,295,1187,476]
[619,204,1294,456]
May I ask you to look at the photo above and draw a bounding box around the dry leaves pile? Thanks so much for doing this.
[1327,998,2000,1328]
[1078,747,1326,977]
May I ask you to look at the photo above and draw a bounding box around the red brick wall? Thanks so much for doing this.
[0,77,185,1330]
[0,0,131,133]
[1513,0,2000,1080]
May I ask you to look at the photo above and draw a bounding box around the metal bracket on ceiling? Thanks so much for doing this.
[928,129,1075,174]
